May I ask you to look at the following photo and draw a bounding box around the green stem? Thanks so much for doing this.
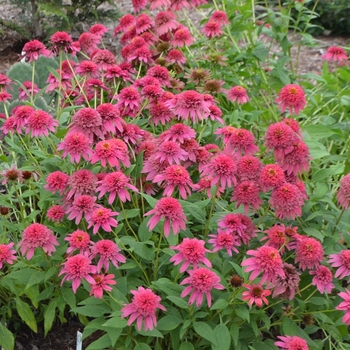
[153,228,164,281]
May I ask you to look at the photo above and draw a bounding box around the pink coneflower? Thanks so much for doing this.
[90,24,108,37]
[166,49,186,66]
[66,169,97,200]
[150,0,171,10]
[12,105,34,128]
[90,273,116,298]
[97,103,125,134]
[310,266,334,294]
[50,31,74,54]
[208,231,239,256]
[276,84,307,115]
[218,213,246,236]
[236,155,262,181]
[0,116,21,135]
[226,86,249,104]
[241,246,284,284]
[272,262,300,300]
[202,153,237,189]
[0,74,12,90]
[75,61,99,77]
[170,0,190,11]
[121,287,166,331]
[231,180,262,213]
[180,267,224,307]
[116,87,141,116]
[282,118,302,136]
[0,91,12,102]
[0,242,17,268]
[236,214,257,245]
[275,335,309,350]
[180,138,199,163]
[44,171,69,195]
[119,14,135,32]
[47,205,65,223]
[57,132,93,163]
[132,0,148,12]
[141,85,163,100]
[329,250,350,279]
[295,236,324,271]
[265,122,299,161]
[201,80,225,96]
[90,239,126,272]
[69,107,103,140]
[18,223,59,260]
[147,65,171,87]
[87,207,119,234]
[135,76,161,88]
[144,197,186,237]
[202,21,223,38]
[322,46,348,64]
[170,238,211,272]
[78,32,100,55]
[270,183,304,220]
[242,284,271,307]
[135,13,153,34]
[153,141,188,165]
[66,195,99,224]
[337,173,350,209]
[65,230,92,254]
[18,81,40,101]
[227,128,259,156]
[105,64,131,83]
[279,141,310,175]
[142,154,170,181]
[336,289,350,325]
[261,224,287,252]
[59,254,97,293]
[153,165,195,199]
[210,10,229,25]
[91,49,116,71]
[195,176,224,198]
[91,139,124,168]
[172,27,194,47]
[22,40,51,62]
[96,171,138,204]
[46,70,72,93]
[259,164,286,192]
[115,123,144,145]
[149,102,174,125]
[26,110,58,137]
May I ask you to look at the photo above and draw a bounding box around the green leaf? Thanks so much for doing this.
[193,322,218,346]
[135,344,152,350]
[138,328,164,338]
[85,334,112,350]
[61,287,76,309]
[214,324,231,350]
[140,193,158,207]
[26,270,46,289]
[230,323,239,347]
[0,322,14,350]
[302,227,324,241]
[180,201,205,222]
[117,208,140,221]
[166,296,189,309]
[138,218,152,242]
[70,305,109,317]
[15,297,38,333]
[282,317,317,347]
[179,342,194,350]
[102,317,127,328]
[303,125,335,139]
[210,299,228,310]
[235,305,250,322]
[157,315,182,331]
[44,300,57,336]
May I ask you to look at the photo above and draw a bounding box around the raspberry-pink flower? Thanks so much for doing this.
[90,273,116,298]
[231,180,262,213]
[310,266,334,294]
[196,176,224,198]
[149,102,174,125]
[295,236,324,271]
[87,207,119,234]
[336,289,350,325]
[116,87,141,115]
[75,60,99,77]
[218,213,247,236]
[18,81,40,101]
[162,124,196,144]
[170,0,191,11]
[96,171,138,204]
[26,110,58,137]
[12,105,35,128]
[226,86,249,104]
[166,49,186,66]
[242,284,271,307]
[210,10,229,25]
[0,242,17,269]
[275,335,309,350]
[1,116,21,135]
[172,27,194,47]
[118,14,135,31]
[96,103,125,134]
[90,24,108,37]
[208,231,239,256]
[259,164,286,192]
[135,13,153,33]
[91,49,116,71]
[153,165,195,199]
[276,84,307,115]
[202,153,237,189]
[202,21,223,38]
[279,140,310,175]
[337,173,350,209]
[272,262,300,300]
[265,122,298,161]
[236,155,262,181]
[90,239,126,272]
[44,171,69,195]
[227,128,259,156]
[242,246,284,284]
[121,287,166,331]
[22,40,51,62]
[70,107,103,140]
[57,132,93,163]
[150,0,171,10]
[66,195,99,224]
[261,224,287,252]
[65,230,92,254]
[180,268,224,307]
[50,31,74,54]
[78,32,100,55]
[170,238,211,272]
[66,169,97,200]
[144,197,187,237]
[0,74,12,90]
[18,223,59,260]
[153,140,188,165]
[91,139,125,168]
[47,205,65,223]
[147,65,171,87]
[321,46,348,64]
[270,183,304,220]
[329,250,350,279]
[59,254,97,293]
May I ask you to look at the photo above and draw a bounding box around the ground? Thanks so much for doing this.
[0,1,349,350]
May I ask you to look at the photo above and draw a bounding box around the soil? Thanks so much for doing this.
[0,1,349,349]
